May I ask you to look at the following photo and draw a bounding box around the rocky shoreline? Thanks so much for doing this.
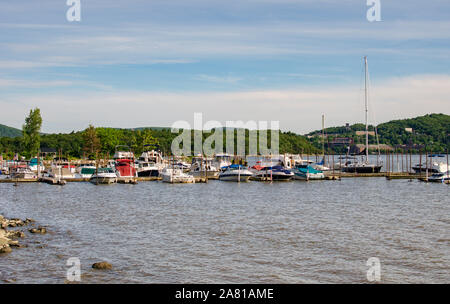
[0,214,46,254]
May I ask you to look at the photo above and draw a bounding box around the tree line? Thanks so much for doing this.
[0,108,319,160]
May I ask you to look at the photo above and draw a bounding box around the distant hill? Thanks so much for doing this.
[308,113,450,152]
[0,124,22,138]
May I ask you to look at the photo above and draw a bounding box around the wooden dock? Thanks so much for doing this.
[40,177,67,185]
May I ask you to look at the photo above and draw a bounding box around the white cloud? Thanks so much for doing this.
[1,74,448,134]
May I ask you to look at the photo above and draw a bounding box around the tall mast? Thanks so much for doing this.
[364,56,369,163]
[322,114,325,158]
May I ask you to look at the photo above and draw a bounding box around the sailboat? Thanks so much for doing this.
[342,56,382,174]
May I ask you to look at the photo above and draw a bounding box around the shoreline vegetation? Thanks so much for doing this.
[0,112,449,160]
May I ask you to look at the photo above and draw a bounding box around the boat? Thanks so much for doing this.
[412,161,448,174]
[89,168,117,185]
[113,146,137,178]
[427,171,450,183]
[136,150,165,177]
[250,165,294,181]
[293,165,325,181]
[75,165,97,179]
[161,168,195,183]
[115,159,137,178]
[314,157,330,171]
[189,156,220,179]
[46,157,77,179]
[341,57,382,174]
[28,158,45,172]
[10,166,37,180]
[46,166,76,179]
[214,153,232,169]
[219,164,253,182]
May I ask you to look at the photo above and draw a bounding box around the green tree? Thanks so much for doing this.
[82,124,101,158]
[22,108,42,157]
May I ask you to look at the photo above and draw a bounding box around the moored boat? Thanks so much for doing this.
[293,165,325,181]
[89,168,117,185]
[250,165,294,181]
[161,168,195,183]
[427,171,450,183]
[10,166,37,180]
[189,156,220,179]
[219,165,253,182]
[136,150,165,177]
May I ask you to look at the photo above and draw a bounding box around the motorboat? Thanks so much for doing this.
[214,153,232,169]
[161,168,195,183]
[293,165,325,181]
[89,168,117,185]
[136,150,165,177]
[427,171,450,183]
[412,161,448,174]
[219,164,253,182]
[75,165,97,178]
[115,159,137,178]
[189,156,220,179]
[28,158,45,172]
[250,165,294,181]
[10,166,37,180]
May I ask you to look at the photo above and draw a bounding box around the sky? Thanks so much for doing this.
[0,0,449,134]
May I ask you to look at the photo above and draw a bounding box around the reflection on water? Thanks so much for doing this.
[0,177,448,283]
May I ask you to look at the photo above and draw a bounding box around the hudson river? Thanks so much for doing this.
[1,173,448,284]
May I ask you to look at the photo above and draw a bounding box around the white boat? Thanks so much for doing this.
[46,166,76,179]
[427,171,450,183]
[214,153,232,169]
[189,156,220,179]
[413,161,448,174]
[219,165,253,182]
[136,150,165,177]
[28,158,45,172]
[10,166,37,180]
[161,168,195,183]
[89,168,117,185]
[75,165,97,178]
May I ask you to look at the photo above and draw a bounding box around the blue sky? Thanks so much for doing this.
[0,0,449,133]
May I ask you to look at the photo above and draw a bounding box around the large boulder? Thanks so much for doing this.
[92,262,112,270]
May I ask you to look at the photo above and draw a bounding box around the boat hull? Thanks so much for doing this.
[294,172,325,181]
[252,172,294,181]
[89,177,117,185]
[162,174,195,183]
[137,169,160,177]
[219,173,252,182]
[342,165,382,173]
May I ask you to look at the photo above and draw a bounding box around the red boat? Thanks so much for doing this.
[115,159,136,177]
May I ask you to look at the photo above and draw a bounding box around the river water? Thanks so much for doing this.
[0,174,448,284]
